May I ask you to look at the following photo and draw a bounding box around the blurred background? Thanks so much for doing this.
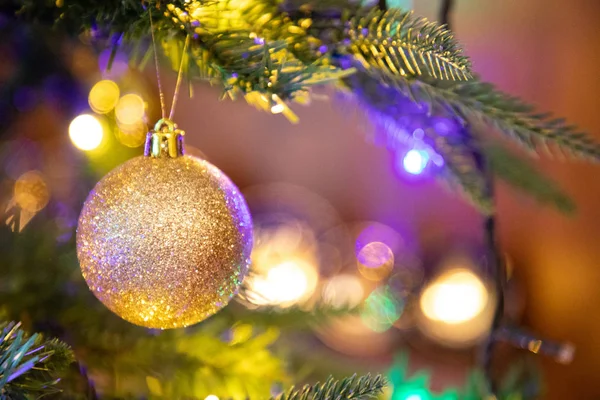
[1,0,600,399]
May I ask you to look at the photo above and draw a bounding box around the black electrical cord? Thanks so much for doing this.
[440,0,454,30]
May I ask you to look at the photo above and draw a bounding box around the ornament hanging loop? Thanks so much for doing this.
[144,118,185,158]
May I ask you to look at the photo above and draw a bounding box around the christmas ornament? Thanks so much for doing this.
[76,119,253,329]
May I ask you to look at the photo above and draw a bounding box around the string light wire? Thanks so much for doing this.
[148,6,167,119]
[169,34,191,120]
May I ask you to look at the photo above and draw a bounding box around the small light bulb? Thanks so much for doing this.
[271,103,285,114]
[402,149,429,175]
[69,114,104,151]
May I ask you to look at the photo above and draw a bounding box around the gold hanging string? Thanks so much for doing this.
[169,34,191,121]
[148,6,167,119]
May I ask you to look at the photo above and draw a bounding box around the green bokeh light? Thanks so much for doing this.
[360,285,404,332]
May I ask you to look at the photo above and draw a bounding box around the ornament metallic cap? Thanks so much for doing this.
[144,118,185,158]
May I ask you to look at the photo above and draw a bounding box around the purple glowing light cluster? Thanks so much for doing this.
[344,72,465,179]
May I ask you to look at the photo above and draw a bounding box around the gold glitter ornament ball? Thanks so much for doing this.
[76,155,253,329]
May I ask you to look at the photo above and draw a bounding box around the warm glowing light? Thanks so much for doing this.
[116,121,147,148]
[267,261,309,302]
[322,274,364,309]
[245,216,320,309]
[247,259,318,307]
[271,103,285,114]
[69,114,104,151]
[420,269,488,324]
[205,395,219,400]
[402,149,429,175]
[88,80,120,114]
[14,171,49,212]
[357,241,394,281]
[115,93,145,125]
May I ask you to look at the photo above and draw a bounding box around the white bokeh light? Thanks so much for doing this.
[69,114,104,151]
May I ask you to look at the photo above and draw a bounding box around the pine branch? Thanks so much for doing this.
[354,61,600,160]
[274,374,386,400]
[435,137,494,214]
[341,70,493,212]
[484,143,575,213]
[415,78,600,160]
[0,322,73,399]
[342,68,581,213]
[343,9,471,80]
[159,3,353,106]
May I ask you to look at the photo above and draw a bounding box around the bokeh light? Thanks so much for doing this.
[239,184,344,308]
[315,313,397,357]
[243,217,319,308]
[420,269,488,324]
[418,268,495,347]
[357,241,394,281]
[355,222,405,254]
[69,114,104,151]
[205,395,219,400]
[245,259,318,307]
[361,286,404,332]
[116,121,147,148]
[88,80,120,114]
[322,274,364,309]
[14,170,50,213]
[115,93,145,125]
[402,149,429,175]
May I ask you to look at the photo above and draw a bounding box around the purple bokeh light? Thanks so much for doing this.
[402,149,429,175]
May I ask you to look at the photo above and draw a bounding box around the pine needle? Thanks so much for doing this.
[344,9,471,81]
[274,374,386,400]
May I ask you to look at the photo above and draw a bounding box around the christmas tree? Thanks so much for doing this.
[0,0,597,398]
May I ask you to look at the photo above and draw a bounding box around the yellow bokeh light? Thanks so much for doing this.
[246,259,318,307]
[244,217,320,309]
[322,274,364,309]
[115,93,145,125]
[69,114,104,151]
[14,171,50,213]
[116,120,147,148]
[420,269,488,324]
[205,396,219,400]
[88,80,120,114]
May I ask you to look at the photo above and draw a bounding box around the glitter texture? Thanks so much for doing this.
[76,155,253,329]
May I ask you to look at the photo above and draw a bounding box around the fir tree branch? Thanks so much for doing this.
[341,70,493,212]
[0,322,73,399]
[354,60,600,160]
[435,136,494,214]
[343,9,471,81]
[274,374,386,400]
[342,68,580,213]
[17,0,473,104]
[160,2,354,103]
[484,143,575,213]
[414,77,600,160]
